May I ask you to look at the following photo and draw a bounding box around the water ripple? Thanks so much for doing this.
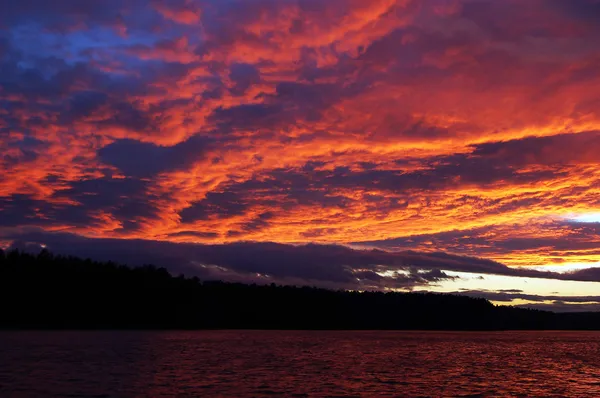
[0,331,599,397]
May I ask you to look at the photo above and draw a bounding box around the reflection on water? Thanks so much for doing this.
[1,331,599,397]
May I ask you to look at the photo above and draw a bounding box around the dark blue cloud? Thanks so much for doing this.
[2,136,46,166]
[0,177,161,233]
[0,194,93,228]
[229,62,261,95]
[209,103,284,132]
[3,231,600,290]
[180,191,249,222]
[98,135,213,178]
[548,0,600,23]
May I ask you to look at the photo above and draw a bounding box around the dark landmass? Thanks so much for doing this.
[1,249,599,330]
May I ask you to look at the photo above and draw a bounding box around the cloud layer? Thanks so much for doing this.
[2,0,600,294]
[4,230,600,292]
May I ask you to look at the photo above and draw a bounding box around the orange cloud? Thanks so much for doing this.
[2,0,600,276]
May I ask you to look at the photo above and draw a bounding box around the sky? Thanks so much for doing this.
[1,0,600,311]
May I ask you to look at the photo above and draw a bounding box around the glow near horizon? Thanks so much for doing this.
[568,213,600,223]
[417,271,600,298]
[530,262,600,273]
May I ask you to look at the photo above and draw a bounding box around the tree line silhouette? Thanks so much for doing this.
[1,249,599,330]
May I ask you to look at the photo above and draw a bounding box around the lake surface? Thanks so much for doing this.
[1,331,599,397]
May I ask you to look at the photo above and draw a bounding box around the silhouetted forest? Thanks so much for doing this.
[1,249,599,330]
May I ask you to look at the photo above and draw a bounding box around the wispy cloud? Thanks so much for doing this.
[2,0,600,306]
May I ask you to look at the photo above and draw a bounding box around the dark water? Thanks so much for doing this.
[1,331,599,397]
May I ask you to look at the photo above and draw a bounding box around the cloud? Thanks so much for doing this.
[452,289,600,304]
[2,0,600,285]
[0,0,128,30]
[153,0,202,25]
[180,191,249,222]
[452,289,600,313]
[98,135,214,178]
[547,0,600,24]
[2,230,464,290]
[3,231,600,294]
[353,217,600,268]
[471,131,600,166]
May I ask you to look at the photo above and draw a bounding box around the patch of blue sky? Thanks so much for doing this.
[10,22,157,66]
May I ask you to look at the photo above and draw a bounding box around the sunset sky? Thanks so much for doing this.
[2,0,600,311]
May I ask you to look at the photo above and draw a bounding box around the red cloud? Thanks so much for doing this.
[2,0,600,273]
